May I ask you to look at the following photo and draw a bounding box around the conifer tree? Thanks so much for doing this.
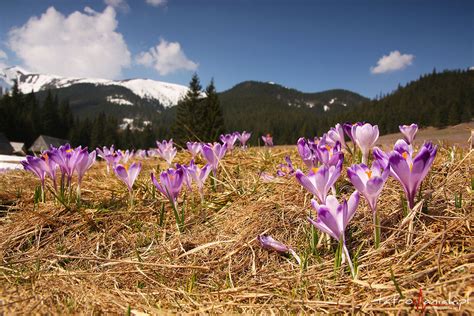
[41,90,60,137]
[200,78,225,142]
[173,73,202,144]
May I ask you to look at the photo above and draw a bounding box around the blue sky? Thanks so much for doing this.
[0,0,472,98]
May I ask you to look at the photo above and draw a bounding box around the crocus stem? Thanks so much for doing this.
[362,152,368,165]
[41,182,45,203]
[129,190,134,208]
[76,183,81,201]
[374,211,380,249]
[342,240,356,279]
[171,200,183,233]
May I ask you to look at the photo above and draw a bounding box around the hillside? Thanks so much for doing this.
[0,66,190,115]
[336,69,474,134]
[218,81,368,143]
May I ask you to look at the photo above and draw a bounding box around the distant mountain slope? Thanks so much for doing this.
[337,69,474,135]
[220,81,368,113]
[0,66,190,109]
[217,81,368,142]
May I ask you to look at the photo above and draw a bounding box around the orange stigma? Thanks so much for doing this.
[365,170,372,178]
[66,149,73,153]
[402,152,409,160]
[311,167,319,174]
[42,153,49,161]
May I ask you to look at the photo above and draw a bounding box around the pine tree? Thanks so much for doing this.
[200,78,225,142]
[173,73,202,144]
[90,113,107,148]
[41,90,60,137]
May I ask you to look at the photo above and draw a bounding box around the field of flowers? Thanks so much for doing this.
[0,124,472,314]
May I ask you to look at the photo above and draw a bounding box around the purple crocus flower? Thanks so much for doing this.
[236,131,252,148]
[156,139,177,166]
[257,234,301,264]
[343,122,363,144]
[39,150,58,191]
[96,146,121,174]
[186,160,212,200]
[201,142,227,175]
[135,149,147,159]
[326,123,347,149]
[276,156,295,177]
[96,145,115,159]
[352,123,379,164]
[118,149,133,164]
[260,171,276,183]
[261,134,274,147]
[114,162,142,193]
[150,168,184,206]
[316,142,344,167]
[307,191,360,277]
[49,144,81,187]
[21,156,48,200]
[186,142,202,158]
[114,162,142,206]
[347,162,389,248]
[399,123,418,145]
[295,159,342,203]
[372,146,389,170]
[389,140,437,209]
[177,163,193,191]
[347,162,389,213]
[220,133,239,151]
[75,148,96,199]
[297,137,318,169]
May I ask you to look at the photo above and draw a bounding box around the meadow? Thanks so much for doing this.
[0,126,472,314]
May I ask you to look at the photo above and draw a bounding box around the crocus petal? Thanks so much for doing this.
[128,162,142,188]
[345,190,360,225]
[257,234,289,253]
[295,169,317,196]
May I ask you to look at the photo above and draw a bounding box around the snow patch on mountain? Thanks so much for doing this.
[119,118,152,131]
[106,95,134,106]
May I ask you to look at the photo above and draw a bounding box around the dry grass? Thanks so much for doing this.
[0,143,472,314]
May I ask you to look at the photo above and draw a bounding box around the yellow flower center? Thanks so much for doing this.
[124,164,129,171]
[66,149,73,153]
[311,167,319,174]
[366,170,372,178]
[402,152,413,171]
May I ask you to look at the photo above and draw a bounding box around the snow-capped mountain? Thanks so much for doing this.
[0,66,190,108]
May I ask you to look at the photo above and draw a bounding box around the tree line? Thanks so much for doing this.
[0,69,472,150]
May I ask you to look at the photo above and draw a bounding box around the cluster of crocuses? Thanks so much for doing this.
[259,122,437,278]
[21,144,96,201]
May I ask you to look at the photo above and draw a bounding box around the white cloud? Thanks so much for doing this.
[8,6,131,79]
[104,0,130,13]
[370,50,415,74]
[136,38,198,75]
[146,0,167,7]
[0,50,7,59]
